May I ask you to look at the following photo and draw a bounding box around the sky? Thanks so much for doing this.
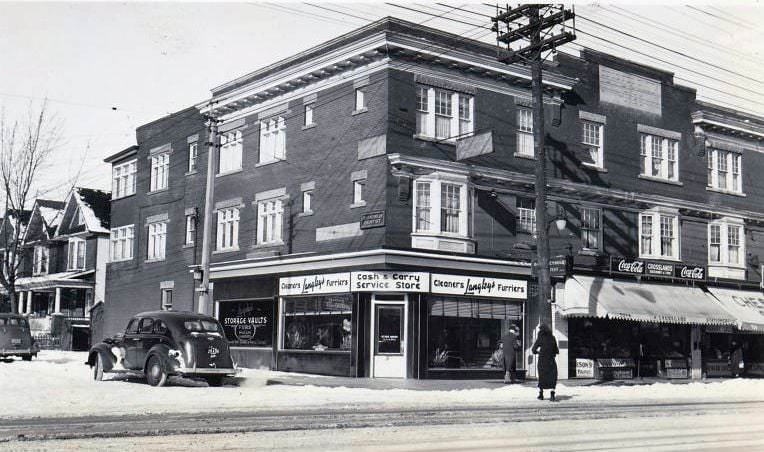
[0,1,762,202]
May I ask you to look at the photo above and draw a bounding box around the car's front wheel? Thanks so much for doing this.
[146,355,168,387]
[93,353,104,381]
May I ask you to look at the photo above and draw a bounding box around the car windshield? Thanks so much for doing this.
[0,318,23,326]
[184,320,221,333]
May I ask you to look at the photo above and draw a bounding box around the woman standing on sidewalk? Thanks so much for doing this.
[532,324,559,401]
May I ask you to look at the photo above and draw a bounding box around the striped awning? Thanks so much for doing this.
[560,275,736,326]
[706,288,764,332]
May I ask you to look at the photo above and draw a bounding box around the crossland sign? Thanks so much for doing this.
[610,257,706,282]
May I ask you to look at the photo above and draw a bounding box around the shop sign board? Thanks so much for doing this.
[610,257,707,282]
[218,300,273,347]
[360,210,385,229]
[610,257,644,275]
[645,262,673,277]
[549,255,572,278]
[351,271,430,292]
[279,272,351,296]
[430,274,527,299]
[575,358,595,378]
[674,264,706,281]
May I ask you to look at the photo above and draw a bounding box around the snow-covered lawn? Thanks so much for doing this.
[2,351,763,420]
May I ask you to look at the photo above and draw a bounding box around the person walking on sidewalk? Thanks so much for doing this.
[532,324,559,401]
[501,324,521,384]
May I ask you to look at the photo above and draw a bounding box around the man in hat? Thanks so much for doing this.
[501,324,521,383]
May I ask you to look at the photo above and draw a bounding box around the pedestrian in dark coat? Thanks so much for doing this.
[730,341,743,378]
[501,325,521,383]
[532,323,559,401]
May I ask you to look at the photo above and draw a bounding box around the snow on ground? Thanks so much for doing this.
[2,351,763,420]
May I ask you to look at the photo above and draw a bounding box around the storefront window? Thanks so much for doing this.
[427,296,522,370]
[282,295,352,352]
[218,299,273,347]
[569,319,690,361]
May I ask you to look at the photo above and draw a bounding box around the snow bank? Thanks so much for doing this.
[1,351,762,419]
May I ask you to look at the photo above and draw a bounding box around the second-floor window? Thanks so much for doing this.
[216,207,239,251]
[257,199,283,245]
[581,121,604,168]
[219,130,243,173]
[188,142,198,172]
[707,149,742,194]
[304,104,314,127]
[640,134,679,182]
[259,118,285,164]
[517,198,536,234]
[33,245,48,275]
[110,225,134,262]
[639,211,679,260]
[352,180,365,205]
[415,85,474,140]
[112,159,137,199]
[516,107,534,157]
[150,153,169,191]
[413,176,471,237]
[302,190,313,214]
[68,237,86,270]
[355,88,366,111]
[580,207,601,251]
[147,221,167,261]
[185,214,196,246]
[709,220,744,267]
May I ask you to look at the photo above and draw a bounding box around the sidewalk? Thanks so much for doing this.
[264,373,735,391]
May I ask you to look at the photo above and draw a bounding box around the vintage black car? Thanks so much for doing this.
[0,314,39,361]
[87,311,239,386]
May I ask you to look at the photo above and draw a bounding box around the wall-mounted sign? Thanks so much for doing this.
[610,257,645,275]
[645,262,673,277]
[351,271,429,292]
[430,274,527,300]
[279,272,351,296]
[674,264,706,281]
[360,210,385,229]
[549,255,572,278]
[217,300,273,347]
[575,358,595,378]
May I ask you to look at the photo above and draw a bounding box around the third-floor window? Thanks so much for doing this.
[259,118,285,164]
[219,130,243,174]
[112,159,137,199]
[581,121,604,168]
[150,153,169,192]
[640,133,679,182]
[516,107,534,157]
[707,149,742,194]
[415,85,474,141]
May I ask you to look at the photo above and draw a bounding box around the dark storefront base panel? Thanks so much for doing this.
[231,348,273,370]
[424,369,526,380]
[277,351,352,377]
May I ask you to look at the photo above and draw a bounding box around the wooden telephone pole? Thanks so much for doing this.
[492,4,575,327]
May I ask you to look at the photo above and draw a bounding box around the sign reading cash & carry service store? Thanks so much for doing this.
[430,274,527,299]
[350,271,430,292]
[279,272,351,296]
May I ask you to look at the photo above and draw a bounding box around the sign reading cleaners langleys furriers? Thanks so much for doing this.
[430,274,527,299]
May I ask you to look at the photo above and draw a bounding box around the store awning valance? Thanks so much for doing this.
[560,276,735,326]
[706,288,764,332]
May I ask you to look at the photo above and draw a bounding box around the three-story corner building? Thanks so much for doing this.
[102,17,764,380]
[12,188,111,351]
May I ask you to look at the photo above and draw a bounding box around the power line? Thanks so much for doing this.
[685,5,757,31]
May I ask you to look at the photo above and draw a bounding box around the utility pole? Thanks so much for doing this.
[492,4,575,327]
[197,115,219,315]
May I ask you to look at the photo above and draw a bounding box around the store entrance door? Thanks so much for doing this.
[371,294,407,378]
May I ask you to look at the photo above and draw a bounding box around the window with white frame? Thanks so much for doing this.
[516,107,534,157]
[708,220,744,268]
[257,199,283,245]
[352,180,365,205]
[302,190,313,214]
[414,85,474,140]
[184,214,195,246]
[639,211,679,259]
[259,117,286,164]
[188,142,198,173]
[581,121,604,168]
[112,159,137,199]
[580,207,601,251]
[67,237,86,270]
[161,289,173,311]
[304,104,314,127]
[147,221,167,261]
[150,153,170,191]
[517,198,536,234]
[219,130,243,173]
[33,245,48,275]
[639,133,679,182]
[412,175,471,237]
[110,225,134,262]
[707,149,742,193]
[216,207,239,251]
[355,88,365,111]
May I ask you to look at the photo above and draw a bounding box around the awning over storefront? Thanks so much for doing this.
[706,288,764,332]
[560,275,736,326]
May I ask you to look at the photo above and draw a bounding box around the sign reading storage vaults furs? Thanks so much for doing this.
[430,274,527,299]
[279,272,351,296]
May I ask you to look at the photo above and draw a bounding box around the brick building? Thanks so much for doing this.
[103,17,764,380]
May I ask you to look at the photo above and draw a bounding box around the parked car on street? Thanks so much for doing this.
[87,311,239,387]
[0,313,39,361]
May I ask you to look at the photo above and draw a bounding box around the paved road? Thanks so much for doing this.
[2,400,763,450]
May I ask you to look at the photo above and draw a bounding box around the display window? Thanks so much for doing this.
[426,296,523,370]
[281,294,352,352]
[218,299,273,347]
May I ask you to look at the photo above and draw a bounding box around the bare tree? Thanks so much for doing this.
[0,101,61,313]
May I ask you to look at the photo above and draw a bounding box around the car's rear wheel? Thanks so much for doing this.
[22,354,32,362]
[93,353,104,381]
[146,355,168,387]
[205,376,225,387]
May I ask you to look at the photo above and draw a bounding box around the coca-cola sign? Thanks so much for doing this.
[674,265,706,281]
[611,257,645,275]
